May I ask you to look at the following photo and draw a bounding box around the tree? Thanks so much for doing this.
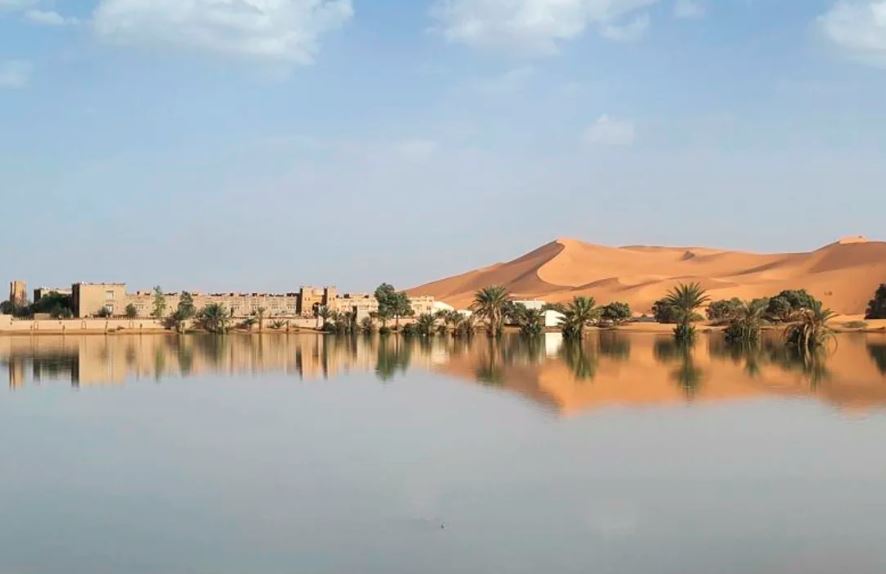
[471,286,511,337]
[196,303,230,334]
[511,304,545,336]
[600,301,631,325]
[31,292,73,318]
[360,316,375,334]
[766,289,819,322]
[724,298,768,345]
[558,296,599,339]
[416,313,436,336]
[706,298,744,323]
[374,283,413,329]
[96,307,113,318]
[151,286,167,319]
[253,306,267,331]
[866,284,886,320]
[177,292,196,319]
[125,303,138,319]
[651,298,679,324]
[663,282,709,341]
[785,300,836,352]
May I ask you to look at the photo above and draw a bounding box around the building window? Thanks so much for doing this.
[105,291,115,300]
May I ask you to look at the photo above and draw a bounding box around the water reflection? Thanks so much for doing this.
[2,332,886,413]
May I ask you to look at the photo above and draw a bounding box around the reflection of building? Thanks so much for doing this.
[9,281,27,306]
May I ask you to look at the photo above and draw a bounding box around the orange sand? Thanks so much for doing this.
[410,236,886,314]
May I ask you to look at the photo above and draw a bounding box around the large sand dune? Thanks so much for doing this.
[410,236,886,314]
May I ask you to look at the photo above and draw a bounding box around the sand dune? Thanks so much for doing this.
[410,236,886,314]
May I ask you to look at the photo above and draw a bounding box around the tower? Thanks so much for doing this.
[9,281,27,307]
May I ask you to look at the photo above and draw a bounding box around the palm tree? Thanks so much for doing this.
[472,286,510,337]
[197,303,230,334]
[512,304,545,336]
[558,296,599,339]
[784,300,836,351]
[664,282,709,341]
[416,313,436,336]
[254,306,267,332]
[724,298,768,345]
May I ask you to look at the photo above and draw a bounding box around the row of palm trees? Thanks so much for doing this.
[467,282,835,352]
[657,282,835,351]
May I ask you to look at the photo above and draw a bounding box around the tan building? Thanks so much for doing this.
[297,286,337,316]
[331,293,379,320]
[9,281,27,306]
[66,282,437,322]
[72,283,127,318]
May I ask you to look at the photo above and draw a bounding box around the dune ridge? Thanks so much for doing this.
[409,236,886,314]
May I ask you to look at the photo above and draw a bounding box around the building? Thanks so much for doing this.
[9,281,27,306]
[331,293,378,320]
[297,286,337,316]
[72,283,127,318]
[66,282,438,322]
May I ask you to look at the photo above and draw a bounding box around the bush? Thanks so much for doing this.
[766,289,819,322]
[96,307,113,318]
[652,299,679,324]
[866,284,886,320]
[706,298,743,323]
[600,302,631,324]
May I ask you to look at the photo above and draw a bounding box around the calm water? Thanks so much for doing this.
[2,332,886,574]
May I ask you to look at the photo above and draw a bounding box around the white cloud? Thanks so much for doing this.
[25,9,77,26]
[469,65,535,94]
[600,12,649,41]
[93,0,353,64]
[0,0,37,10]
[395,139,439,162]
[820,1,886,66]
[583,114,636,146]
[673,0,704,19]
[0,60,31,88]
[431,0,658,54]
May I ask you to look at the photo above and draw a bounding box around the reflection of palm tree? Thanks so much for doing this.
[868,344,886,376]
[475,338,504,385]
[560,340,597,381]
[376,336,412,382]
[764,339,832,390]
[671,342,704,399]
[598,331,631,361]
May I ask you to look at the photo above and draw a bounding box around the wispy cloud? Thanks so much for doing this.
[600,13,650,42]
[583,115,636,146]
[25,9,78,26]
[93,0,353,65]
[430,0,658,54]
[0,59,31,89]
[819,1,886,67]
[673,0,705,20]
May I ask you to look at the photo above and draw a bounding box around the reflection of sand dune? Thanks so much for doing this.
[409,237,886,314]
[433,334,886,415]
[3,333,886,415]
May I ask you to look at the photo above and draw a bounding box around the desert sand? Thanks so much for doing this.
[410,236,886,315]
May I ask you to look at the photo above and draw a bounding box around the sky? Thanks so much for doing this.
[1,0,885,294]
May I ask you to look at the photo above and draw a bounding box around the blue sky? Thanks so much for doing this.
[2,0,885,293]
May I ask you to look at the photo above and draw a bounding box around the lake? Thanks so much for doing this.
[2,331,886,574]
